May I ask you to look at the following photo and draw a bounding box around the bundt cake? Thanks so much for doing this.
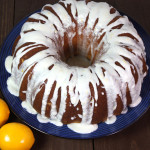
[5,0,148,133]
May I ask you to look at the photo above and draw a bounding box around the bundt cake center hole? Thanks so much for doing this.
[67,55,91,68]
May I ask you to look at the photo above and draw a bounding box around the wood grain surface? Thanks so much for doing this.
[0,0,150,150]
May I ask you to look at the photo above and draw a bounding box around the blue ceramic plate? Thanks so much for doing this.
[0,11,150,139]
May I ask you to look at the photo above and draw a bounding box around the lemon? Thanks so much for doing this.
[0,98,10,127]
[0,123,35,150]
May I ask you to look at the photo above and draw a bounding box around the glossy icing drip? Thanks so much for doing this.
[21,101,37,114]
[67,123,98,134]
[5,0,148,133]
[5,56,13,73]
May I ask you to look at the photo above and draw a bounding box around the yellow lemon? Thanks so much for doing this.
[0,98,10,127]
[0,123,35,150]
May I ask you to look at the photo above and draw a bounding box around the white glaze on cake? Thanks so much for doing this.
[67,123,98,134]
[7,76,19,96]
[21,101,37,114]
[5,56,13,73]
[22,100,63,126]
[37,114,63,126]
[5,0,148,134]
[105,115,117,124]
[129,96,141,107]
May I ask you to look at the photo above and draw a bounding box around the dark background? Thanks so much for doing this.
[0,0,150,150]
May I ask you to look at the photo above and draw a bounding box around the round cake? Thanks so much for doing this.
[5,0,148,133]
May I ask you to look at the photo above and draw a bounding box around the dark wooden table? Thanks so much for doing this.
[0,0,150,150]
